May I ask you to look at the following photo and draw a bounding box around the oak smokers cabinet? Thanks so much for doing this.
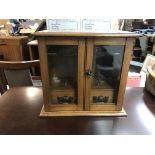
[34,31,138,116]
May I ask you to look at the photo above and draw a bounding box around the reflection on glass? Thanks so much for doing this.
[47,45,77,104]
[92,45,125,104]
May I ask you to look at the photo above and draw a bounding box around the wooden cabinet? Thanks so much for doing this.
[27,40,40,75]
[0,36,29,61]
[35,31,139,116]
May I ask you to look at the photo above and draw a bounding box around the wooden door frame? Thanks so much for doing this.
[38,36,85,111]
[85,37,134,111]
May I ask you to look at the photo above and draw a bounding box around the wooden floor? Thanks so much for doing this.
[0,86,155,135]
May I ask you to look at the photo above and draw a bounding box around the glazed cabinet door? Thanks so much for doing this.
[85,37,134,111]
[38,37,85,111]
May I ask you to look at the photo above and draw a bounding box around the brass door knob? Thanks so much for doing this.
[85,70,93,77]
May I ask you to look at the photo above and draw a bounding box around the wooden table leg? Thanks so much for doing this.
[28,46,36,75]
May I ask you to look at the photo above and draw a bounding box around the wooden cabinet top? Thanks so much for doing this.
[0,36,28,40]
[34,31,141,37]
[0,36,28,46]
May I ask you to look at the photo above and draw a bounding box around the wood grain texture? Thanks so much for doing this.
[40,105,126,116]
[85,37,134,111]
[94,37,126,45]
[44,104,77,112]
[37,38,50,105]
[28,45,36,75]
[27,40,39,75]
[45,37,79,45]
[34,31,141,37]
[0,36,29,61]
[0,60,39,69]
[36,33,136,115]
[77,38,85,110]
[37,37,85,111]
[116,38,135,110]
[84,37,94,110]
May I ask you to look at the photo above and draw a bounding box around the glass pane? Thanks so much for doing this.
[92,45,125,104]
[47,45,77,105]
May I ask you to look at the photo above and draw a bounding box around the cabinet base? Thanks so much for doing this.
[40,106,127,117]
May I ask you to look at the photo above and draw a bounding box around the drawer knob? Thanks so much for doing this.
[93,96,109,103]
[57,96,74,104]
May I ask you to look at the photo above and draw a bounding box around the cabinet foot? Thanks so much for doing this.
[40,105,127,117]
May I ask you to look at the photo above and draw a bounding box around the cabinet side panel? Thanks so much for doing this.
[38,38,50,105]
[116,37,134,110]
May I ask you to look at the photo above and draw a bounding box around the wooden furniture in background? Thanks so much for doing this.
[144,34,155,56]
[145,64,155,96]
[0,78,4,94]
[0,53,7,94]
[0,36,29,61]
[0,70,6,94]
[0,87,155,134]
[0,60,40,93]
[27,40,38,61]
[34,31,140,116]
[27,40,40,75]
[132,37,142,61]
[150,37,155,56]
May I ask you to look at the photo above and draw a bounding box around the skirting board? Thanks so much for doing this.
[40,105,127,117]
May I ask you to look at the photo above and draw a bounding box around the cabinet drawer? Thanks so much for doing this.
[50,89,75,104]
[0,45,23,61]
[91,89,116,104]
[0,39,20,46]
